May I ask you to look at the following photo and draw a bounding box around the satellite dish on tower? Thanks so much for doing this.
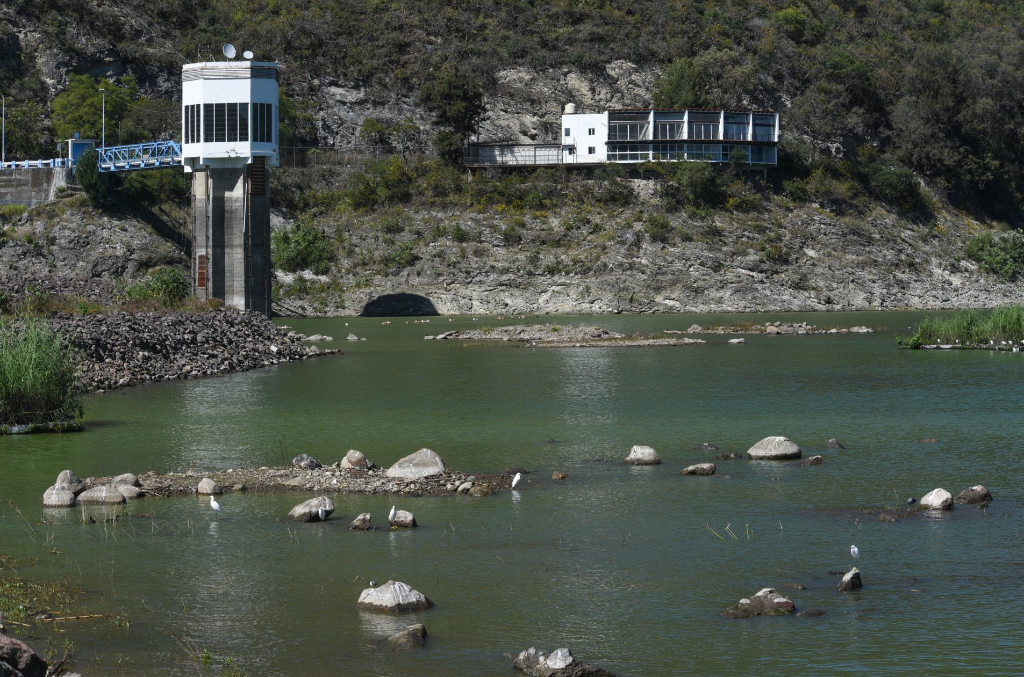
[222,43,237,59]
[243,50,254,60]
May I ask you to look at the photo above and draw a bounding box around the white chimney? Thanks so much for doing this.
[564,103,577,115]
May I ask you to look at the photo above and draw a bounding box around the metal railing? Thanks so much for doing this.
[97,141,183,173]
[0,158,72,170]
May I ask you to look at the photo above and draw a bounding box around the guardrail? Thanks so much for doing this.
[98,141,183,173]
[0,159,72,170]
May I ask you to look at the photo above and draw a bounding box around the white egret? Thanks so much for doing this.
[210,495,221,513]
[318,506,327,522]
[850,544,859,567]
[389,505,397,525]
[511,472,522,489]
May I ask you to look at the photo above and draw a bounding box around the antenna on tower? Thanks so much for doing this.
[222,43,237,60]
[243,50,254,60]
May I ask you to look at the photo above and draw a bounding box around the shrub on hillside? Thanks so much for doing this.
[116,268,190,308]
[273,221,335,275]
[660,162,726,211]
[966,231,1024,280]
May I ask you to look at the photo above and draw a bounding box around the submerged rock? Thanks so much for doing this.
[289,496,334,522]
[197,478,221,495]
[513,646,617,677]
[920,488,953,510]
[468,485,492,497]
[386,448,446,479]
[76,485,126,505]
[0,633,48,677]
[825,438,846,449]
[624,445,661,465]
[715,452,743,460]
[724,588,796,618]
[292,454,323,470]
[747,436,802,460]
[792,455,823,466]
[692,442,719,451]
[797,608,826,617]
[953,485,992,504]
[357,580,433,613]
[783,582,806,590]
[839,568,863,591]
[680,463,716,476]
[42,485,77,508]
[349,512,373,530]
[54,469,84,495]
[375,623,427,651]
[340,449,369,469]
[552,471,568,480]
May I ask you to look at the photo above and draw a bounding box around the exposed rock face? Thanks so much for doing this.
[356,580,433,613]
[953,485,992,504]
[111,473,140,487]
[512,646,618,677]
[340,449,369,469]
[747,436,802,460]
[288,496,335,522]
[54,470,84,494]
[42,486,76,507]
[376,624,428,651]
[197,478,221,495]
[839,569,863,591]
[624,445,661,465]
[292,454,323,470]
[349,512,373,530]
[680,463,716,476]
[826,438,846,449]
[76,485,126,505]
[386,448,446,479]
[391,509,417,528]
[0,633,48,677]
[724,588,796,618]
[920,488,954,510]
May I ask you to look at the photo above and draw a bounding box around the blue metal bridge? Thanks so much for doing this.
[0,140,183,174]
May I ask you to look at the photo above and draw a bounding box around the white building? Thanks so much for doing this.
[465,105,780,168]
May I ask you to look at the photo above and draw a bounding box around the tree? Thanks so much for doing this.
[75,149,105,204]
[51,75,139,144]
[417,64,485,135]
[2,102,47,159]
[653,58,708,109]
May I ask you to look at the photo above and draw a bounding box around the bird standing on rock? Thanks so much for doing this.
[318,506,326,522]
[511,472,522,489]
[210,495,221,513]
[389,505,397,528]
[850,544,859,569]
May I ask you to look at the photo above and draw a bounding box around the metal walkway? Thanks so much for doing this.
[0,140,183,174]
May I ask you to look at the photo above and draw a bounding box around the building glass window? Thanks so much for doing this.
[226,103,238,142]
[689,123,718,140]
[588,128,595,135]
[723,124,749,140]
[588,147,595,154]
[238,104,249,142]
[564,128,571,137]
[203,104,215,143]
[214,103,227,142]
[608,123,647,141]
[655,123,684,140]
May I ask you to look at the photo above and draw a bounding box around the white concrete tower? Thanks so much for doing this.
[182,58,279,316]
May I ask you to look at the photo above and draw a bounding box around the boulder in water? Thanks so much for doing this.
[716,452,743,460]
[347,333,360,341]
[692,442,719,451]
[76,485,126,505]
[340,449,369,469]
[797,608,826,617]
[747,436,802,460]
[0,633,48,677]
[112,473,140,487]
[356,580,433,613]
[680,463,716,476]
[686,324,703,333]
[42,486,76,507]
[792,455,823,466]
[469,484,492,497]
[825,438,846,449]
[197,478,221,495]
[116,484,143,499]
[349,512,373,530]
[839,568,863,591]
[391,509,416,528]
[728,338,745,344]
[624,445,661,465]
[920,488,953,510]
[386,448,446,479]
[292,454,323,470]
[513,646,618,677]
[375,623,428,651]
[552,471,568,480]
[54,470,84,495]
[724,588,796,618]
[953,485,992,505]
[288,496,334,522]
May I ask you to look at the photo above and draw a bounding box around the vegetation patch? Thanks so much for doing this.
[965,231,1024,280]
[898,306,1024,348]
[0,320,82,426]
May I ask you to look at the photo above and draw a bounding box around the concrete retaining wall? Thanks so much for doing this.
[0,168,69,206]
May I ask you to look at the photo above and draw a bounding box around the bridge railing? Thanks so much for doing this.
[1,159,72,171]
[98,141,183,173]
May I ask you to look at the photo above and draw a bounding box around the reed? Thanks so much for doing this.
[0,320,82,426]
[899,305,1024,348]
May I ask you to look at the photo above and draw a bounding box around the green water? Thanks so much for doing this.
[2,311,1023,676]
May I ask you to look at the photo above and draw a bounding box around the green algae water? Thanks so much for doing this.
[2,311,1024,676]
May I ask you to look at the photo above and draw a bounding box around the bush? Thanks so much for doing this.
[116,268,190,308]
[272,221,335,275]
[644,213,674,243]
[0,320,82,426]
[661,162,726,211]
[501,224,523,245]
[342,157,412,210]
[966,231,1024,280]
[76,149,106,205]
[451,223,471,243]
[863,164,924,213]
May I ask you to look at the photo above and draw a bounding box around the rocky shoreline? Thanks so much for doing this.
[669,321,876,335]
[429,324,706,348]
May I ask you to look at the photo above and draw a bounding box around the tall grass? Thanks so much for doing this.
[0,320,82,426]
[901,306,1024,348]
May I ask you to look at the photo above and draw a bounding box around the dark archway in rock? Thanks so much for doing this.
[360,293,440,317]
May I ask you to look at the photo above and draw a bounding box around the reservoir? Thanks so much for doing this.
[2,311,1022,676]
